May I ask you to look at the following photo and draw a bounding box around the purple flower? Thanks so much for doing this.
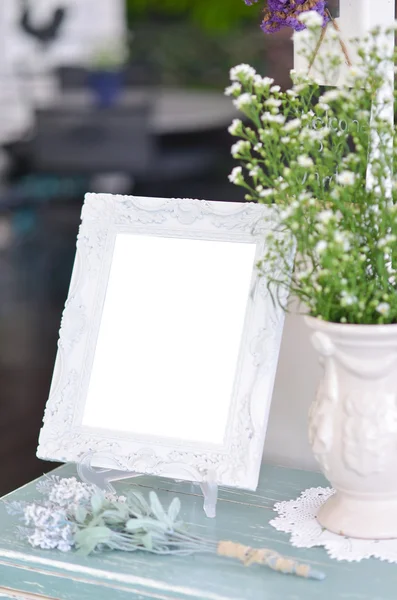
[245,0,329,33]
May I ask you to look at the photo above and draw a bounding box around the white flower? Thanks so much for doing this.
[254,143,263,151]
[28,525,75,552]
[357,110,370,120]
[294,83,309,93]
[318,127,331,138]
[317,210,333,224]
[293,29,311,44]
[265,98,282,108]
[287,89,297,97]
[334,231,351,251]
[233,93,256,110]
[228,119,243,136]
[48,477,95,510]
[296,268,312,281]
[260,189,274,198]
[24,503,76,552]
[281,136,291,144]
[261,112,286,124]
[300,127,330,142]
[342,153,360,167]
[348,66,364,80]
[106,492,127,504]
[270,85,281,93]
[376,302,390,316]
[298,11,324,27]
[367,204,380,215]
[340,291,358,307]
[231,140,250,157]
[378,235,397,249]
[283,118,301,132]
[298,155,314,168]
[298,192,312,202]
[280,206,294,219]
[230,64,256,82]
[249,166,260,177]
[254,75,275,91]
[229,166,243,184]
[315,240,328,254]
[325,26,339,40]
[225,82,241,97]
[336,170,356,186]
[320,89,342,103]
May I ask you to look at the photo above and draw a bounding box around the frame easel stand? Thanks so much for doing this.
[77,452,219,518]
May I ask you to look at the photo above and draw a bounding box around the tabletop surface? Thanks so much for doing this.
[0,463,396,600]
[50,87,238,135]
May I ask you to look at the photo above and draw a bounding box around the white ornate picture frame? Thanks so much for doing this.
[37,195,289,490]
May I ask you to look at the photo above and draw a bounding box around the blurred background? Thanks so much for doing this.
[0,0,344,495]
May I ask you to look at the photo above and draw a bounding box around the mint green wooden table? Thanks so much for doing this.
[0,463,395,600]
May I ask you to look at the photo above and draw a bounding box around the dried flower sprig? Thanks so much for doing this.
[244,0,328,33]
[263,0,328,34]
[245,1,351,69]
[6,476,326,581]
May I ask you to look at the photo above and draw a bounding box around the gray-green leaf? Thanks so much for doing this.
[125,519,145,532]
[91,493,104,515]
[127,491,151,516]
[141,533,153,551]
[75,526,111,555]
[125,518,169,533]
[75,506,88,524]
[167,497,181,523]
[149,492,168,522]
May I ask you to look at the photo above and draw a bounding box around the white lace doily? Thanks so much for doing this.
[270,487,397,563]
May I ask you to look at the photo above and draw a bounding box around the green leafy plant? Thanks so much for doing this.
[227,14,397,325]
[126,0,256,33]
[130,20,265,89]
[6,476,325,580]
[125,1,265,89]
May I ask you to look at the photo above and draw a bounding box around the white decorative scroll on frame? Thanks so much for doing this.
[37,195,292,498]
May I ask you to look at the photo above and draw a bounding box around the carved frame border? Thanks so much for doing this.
[37,194,288,490]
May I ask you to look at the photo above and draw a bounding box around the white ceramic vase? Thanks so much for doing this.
[305,316,397,539]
